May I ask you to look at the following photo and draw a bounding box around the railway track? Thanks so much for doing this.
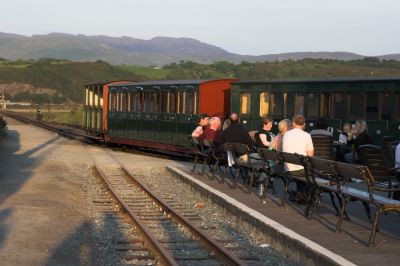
[0,110,103,144]
[89,148,244,265]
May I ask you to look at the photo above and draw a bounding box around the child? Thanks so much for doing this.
[338,122,352,144]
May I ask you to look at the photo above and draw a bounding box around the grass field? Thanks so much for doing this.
[7,105,84,126]
[115,65,172,80]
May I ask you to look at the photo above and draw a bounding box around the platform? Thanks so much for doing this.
[167,165,400,266]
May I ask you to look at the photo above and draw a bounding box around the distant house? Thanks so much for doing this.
[150,65,161,70]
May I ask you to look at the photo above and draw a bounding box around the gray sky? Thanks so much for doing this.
[1,0,399,56]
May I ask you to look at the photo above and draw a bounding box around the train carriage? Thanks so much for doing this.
[84,79,235,153]
[231,77,400,142]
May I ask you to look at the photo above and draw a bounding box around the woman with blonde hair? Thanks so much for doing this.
[344,120,373,163]
[271,118,292,151]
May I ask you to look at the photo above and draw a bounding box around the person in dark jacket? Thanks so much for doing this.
[220,113,254,149]
[344,120,373,163]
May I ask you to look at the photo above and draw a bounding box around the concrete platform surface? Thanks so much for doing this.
[0,119,93,265]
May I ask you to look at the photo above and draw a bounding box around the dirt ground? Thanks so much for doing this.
[0,118,94,265]
[0,117,184,265]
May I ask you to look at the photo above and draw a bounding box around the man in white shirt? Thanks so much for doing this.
[282,115,314,201]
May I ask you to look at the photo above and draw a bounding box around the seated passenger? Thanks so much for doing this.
[255,116,275,149]
[222,111,231,131]
[282,115,314,203]
[344,120,373,163]
[204,117,222,141]
[220,113,254,149]
[309,117,333,137]
[270,119,292,151]
[336,122,353,161]
[191,113,209,140]
[338,122,352,144]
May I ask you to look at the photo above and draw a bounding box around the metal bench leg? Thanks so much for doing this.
[191,155,198,172]
[201,158,207,176]
[336,197,349,233]
[211,161,218,180]
[311,191,322,219]
[233,166,240,189]
[368,210,382,247]
[281,178,289,207]
[362,202,373,224]
[329,192,340,216]
[247,170,256,193]
[305,187,318,219]
[335,193,350,220]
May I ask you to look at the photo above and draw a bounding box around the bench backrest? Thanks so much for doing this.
[333,161,366,182]
[311,134,334,160]
[258,148,279,162]
[224,143,250,156]
[281,152,304,166]
[308,157,335,179]
[358,144,388,180]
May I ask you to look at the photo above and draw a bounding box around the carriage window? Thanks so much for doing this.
[284,92,294,117]
[116,92,121,112]
[365,92,378,120]
[240,93,251,115]
[306,93,318,117]
[143,92,152,112]
[169,92,176,113]
[332,93,345,119]
[177,92,185,114]
[259,92,269,117]
[121,92,128,112]
[161,92,168,113]
[85,89,89,106]
[348,92,364,119]
[129,92,135,112]
[133,93,141,112]
[320,94,331,118]
[194,91,198,114]
[152,92,160,113]
[271,92,283,116]
[294,93,304,115]
[380,92,392,120]
[109,93,116,111]
[186,92,194,115]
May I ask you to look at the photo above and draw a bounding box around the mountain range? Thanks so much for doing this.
[0,32,399,66]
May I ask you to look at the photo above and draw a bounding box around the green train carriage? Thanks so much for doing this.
[231,78,400,142]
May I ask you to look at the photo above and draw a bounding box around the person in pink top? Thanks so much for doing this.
[204,116,222,141]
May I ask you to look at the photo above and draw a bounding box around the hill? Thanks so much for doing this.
[0,59,145,102]
[1,32,399,66]
[1,58,400,104]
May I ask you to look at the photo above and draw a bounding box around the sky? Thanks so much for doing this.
[1,0,399,56]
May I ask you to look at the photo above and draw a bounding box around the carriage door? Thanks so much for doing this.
[239,92,252,131]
